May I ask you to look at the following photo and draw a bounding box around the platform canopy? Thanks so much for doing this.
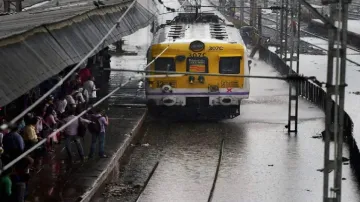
[0,0,157,107]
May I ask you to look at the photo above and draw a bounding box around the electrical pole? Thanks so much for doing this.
[315,0,349,201]
[332,0,348,201]
[287,0,299,133]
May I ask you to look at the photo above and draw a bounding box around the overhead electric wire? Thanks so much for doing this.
[0,0,141,131]
[104,68,316,81]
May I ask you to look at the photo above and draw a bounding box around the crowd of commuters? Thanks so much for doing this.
[0,64,110,202]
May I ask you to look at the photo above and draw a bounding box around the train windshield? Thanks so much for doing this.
[154,58,176,73]
[219,57,241,74]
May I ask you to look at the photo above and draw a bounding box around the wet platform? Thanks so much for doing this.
[24,44,148,201]
[26,105,146,202]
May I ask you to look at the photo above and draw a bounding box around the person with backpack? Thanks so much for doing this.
[61,108,92,162]
[88,108,109,158]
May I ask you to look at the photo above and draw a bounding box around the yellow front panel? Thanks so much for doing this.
[148,42,245,89]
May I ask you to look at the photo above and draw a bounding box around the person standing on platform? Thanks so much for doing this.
[88,108,109,158]
[79,66,92,85]
[83,77,99,105]
[61,109,91,162]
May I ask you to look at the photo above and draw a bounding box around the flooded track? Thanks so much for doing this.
[91,57,360,202]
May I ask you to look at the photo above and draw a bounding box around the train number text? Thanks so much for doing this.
[189,53,205,57]
[208,46,224,51]
[220,81,240,88]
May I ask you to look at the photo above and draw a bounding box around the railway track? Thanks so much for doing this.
[134,139,226,202]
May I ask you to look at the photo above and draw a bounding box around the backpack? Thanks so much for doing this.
[77,119,87,138]
[88,116,101,134]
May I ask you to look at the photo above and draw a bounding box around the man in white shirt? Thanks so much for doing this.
[79,87,89,103]
[62,109,91,162]
[83,77,99,104]
[72,87,86,105]
[56,95,68,115]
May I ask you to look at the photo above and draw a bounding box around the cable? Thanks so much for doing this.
[104,68,313,81]
[0,0,143,131]
[0,44,170,175]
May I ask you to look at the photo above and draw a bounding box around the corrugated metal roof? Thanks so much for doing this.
[0,0,157,107]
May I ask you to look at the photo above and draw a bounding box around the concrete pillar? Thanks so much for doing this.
[15,0,22,12]
[3,0,23,12]
[3,0,10,12]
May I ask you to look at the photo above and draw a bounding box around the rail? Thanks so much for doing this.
[135,161,159,202]
[207,139,224,202]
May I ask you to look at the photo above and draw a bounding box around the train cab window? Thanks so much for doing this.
[219,57,241,74]
[154,58,176,73]
[187,57,208,73]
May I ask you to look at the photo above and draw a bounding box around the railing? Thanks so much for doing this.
[257,27,360,173]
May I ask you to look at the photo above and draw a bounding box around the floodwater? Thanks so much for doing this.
[92,57,360,202]
[91,9,360,201]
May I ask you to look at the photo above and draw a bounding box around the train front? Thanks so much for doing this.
[145,39,250,119]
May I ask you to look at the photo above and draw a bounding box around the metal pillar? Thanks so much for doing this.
[276,0,280,51]
[3,0,23,12]
[264,0,268,8]
[279,0,284,57]
[250,0,257,28]
[258,7,262,37]
[287,0,299,133]
[333,2,348,201]
[240,0,244,25]
[323,3,336,201]
[284,0,289,61]
[313,0,349,201]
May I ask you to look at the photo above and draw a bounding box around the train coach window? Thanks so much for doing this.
[219,57,241,74]
[187,57,208,73]
[154,58,176,73]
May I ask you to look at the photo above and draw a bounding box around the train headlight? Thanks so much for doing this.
[161,85,172,93]
[189,76,195,84]
[198,75,205,83]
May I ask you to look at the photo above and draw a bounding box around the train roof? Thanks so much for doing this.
[152,12,245,45]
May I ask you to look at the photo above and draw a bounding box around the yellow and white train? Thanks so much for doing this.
[145,11,250,119]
